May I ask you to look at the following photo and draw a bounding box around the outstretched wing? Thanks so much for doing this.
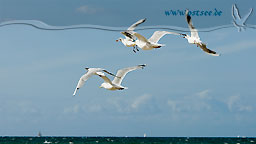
[121,31,135,40]
[73,71,93,96]
[96,72,113,84]
[127,18,146,31]
[133,32,149,43]
[241,8,253,23]
[232,4,241,20]
[185,9,200,39]
[73,68,103,96]
[148,31,180,43]
[112,64,146,86]
[199,43,220,56]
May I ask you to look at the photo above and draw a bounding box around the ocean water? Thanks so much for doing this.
[0,137,255,144]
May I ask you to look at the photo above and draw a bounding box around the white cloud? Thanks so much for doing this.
[167,89,213,113]
[84,104,102,113]
[131,94,152,109]
[196,89,212,100]
[167,100,178,112]
[217,40,256,54]
[76,5,101,14]
[238,105,253,112]
[167,99,211,113]
[63,104,80,114]
[226,95,253,112]
[64,103,104,114]
[226,95,240,111]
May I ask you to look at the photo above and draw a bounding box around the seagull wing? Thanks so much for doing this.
[96,72,113,84]
[73,71,93,96]
[112,64,146,86]
[232,4,241,20]
[73,68,103,96]
[133,32,149,43]
[121,31,135,40]
[185,10,200,39]
[199,43,220,56]
[241,8,253,23]
[148,31,180,43]
[127,18,146,31]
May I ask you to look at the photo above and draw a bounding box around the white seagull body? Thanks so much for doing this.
[133,31,180,50]
[232,4,253,32]
[98,65,146,90]
[182,10,220,56]
[117,18,146,52]
[73,68,116,96]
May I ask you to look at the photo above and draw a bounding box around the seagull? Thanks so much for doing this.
[97,64,146,90]
[132,31,180,50]
[116,18,146,53]
[181,9,220,56]
[73,68,117,96]
[232,4,253,32]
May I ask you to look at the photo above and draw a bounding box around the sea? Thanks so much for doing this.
[0,137,255,144]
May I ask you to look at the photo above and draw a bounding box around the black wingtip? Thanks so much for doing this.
[139,64,146,68]
[186,12,191,23]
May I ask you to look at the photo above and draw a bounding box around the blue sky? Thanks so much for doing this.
[0,0,256,137]
[0,0,255,27]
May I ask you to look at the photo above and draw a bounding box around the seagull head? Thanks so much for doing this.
[85,67,90,70]
[99,83,106,88]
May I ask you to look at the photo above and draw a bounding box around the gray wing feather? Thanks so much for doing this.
[96,72,113,84]
[133,32,149,43]
[148,31,180,43]
[127,18,146,31]
[112,65,146,85]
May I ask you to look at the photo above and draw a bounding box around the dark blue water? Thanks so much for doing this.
[0,137,255,144]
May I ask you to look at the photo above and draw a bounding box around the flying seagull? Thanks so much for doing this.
[181,9,220,56]
[73,68,117,96]
[116,18,146,53]
[97,64,146,90]
[232,4,253,32]
[132,31,180,50]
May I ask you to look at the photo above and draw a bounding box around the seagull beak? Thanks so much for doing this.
[116,39,119,42]
[99,86,102,88]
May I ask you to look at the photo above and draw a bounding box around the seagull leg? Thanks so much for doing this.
[136,45,139,51]
[133,46,136,53]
